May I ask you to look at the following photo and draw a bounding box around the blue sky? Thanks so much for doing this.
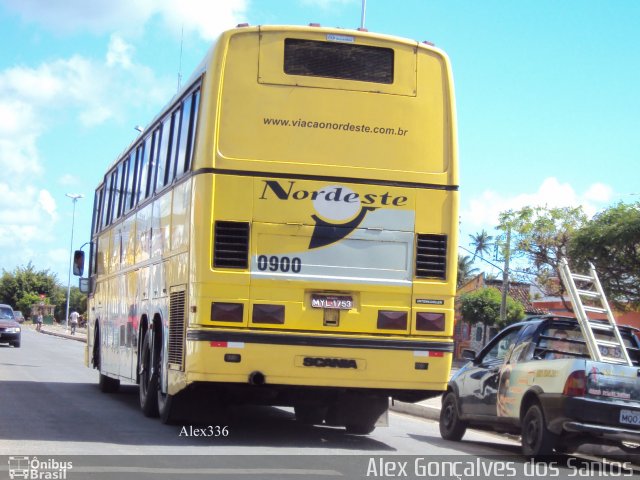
[0,0,638,283]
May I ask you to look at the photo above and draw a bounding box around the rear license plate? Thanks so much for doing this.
[620,409,640,426]
[311,294,353,310]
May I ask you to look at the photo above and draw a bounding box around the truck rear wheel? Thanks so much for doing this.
[521,403,557,456]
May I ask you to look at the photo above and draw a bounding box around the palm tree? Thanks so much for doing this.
[469,230,494,261]
[457,255,479,288]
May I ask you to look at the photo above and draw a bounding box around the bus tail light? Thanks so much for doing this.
[377,311,407,330]
[213,221,250,269]
[416,312,445,331]
[563,370,586,397]
[211,302,243,323]
[252,304,285,324]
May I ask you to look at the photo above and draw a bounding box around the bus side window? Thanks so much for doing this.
[137,138,151,204]
[108,168,119,224]
[175,94,193,179]
[154,121,169,192]
[149,123,167,193]
[185,88,200,172]
[125,152,137,212]
[166,107,181,185]
[93,187,104,234]
[102,172,114,228]
[115,158,128,220]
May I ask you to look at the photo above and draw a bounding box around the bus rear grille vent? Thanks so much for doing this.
[168,290,186,367]
[416,234,447,280]
[213,221,250,269]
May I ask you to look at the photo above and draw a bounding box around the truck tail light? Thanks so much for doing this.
[562,370,586,397]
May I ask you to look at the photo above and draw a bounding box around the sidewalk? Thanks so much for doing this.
[29,322,87,343]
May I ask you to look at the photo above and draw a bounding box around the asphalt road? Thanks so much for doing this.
[1,328,637,479]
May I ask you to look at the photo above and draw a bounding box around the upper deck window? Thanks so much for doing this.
[284,38,394,84]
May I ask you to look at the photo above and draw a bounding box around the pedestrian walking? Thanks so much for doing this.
[69,310,79,335]
[36,312,43,332]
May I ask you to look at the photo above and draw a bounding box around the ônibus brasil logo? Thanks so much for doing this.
[259,180,407,248]
[8,456,73,479]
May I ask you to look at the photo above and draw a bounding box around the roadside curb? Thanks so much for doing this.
[40,328,86,343]
[389,400,441,422]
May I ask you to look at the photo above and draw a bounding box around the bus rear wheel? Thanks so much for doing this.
[345,423,376,435]
[139,330,159,417]
[294,405,327,425]
[158,390,183,425]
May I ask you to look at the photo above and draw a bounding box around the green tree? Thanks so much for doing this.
[0,263,86,321]
[457,254,479,288]
[469,229,494,261]
[569,202,640,310]
[497,206,587,301]
[459,287,525,345]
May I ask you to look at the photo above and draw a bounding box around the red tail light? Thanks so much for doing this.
[563,370,586,396]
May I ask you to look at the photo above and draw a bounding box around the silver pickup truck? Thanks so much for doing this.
[439,315,640,456]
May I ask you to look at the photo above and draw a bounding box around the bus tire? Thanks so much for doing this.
[99,373,120,393]
[345,423,376,435]
[294,405,327,425]
[139,330,159,417]
[158,391,180,424]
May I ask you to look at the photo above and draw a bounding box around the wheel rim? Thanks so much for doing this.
[443,400,455,430]
[524,415,539,449]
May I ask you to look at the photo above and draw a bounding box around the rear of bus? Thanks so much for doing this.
[186,25,458,430]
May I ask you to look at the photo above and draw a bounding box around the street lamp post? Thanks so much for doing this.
[65,193,84,331]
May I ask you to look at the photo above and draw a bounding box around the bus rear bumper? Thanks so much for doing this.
[179,329,453,399]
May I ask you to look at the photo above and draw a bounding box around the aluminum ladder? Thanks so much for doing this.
[558,258,632,366]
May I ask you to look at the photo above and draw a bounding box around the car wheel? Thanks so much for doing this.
[12,340,21,348]
[620,442,640,454]
[139,330,159,417]
[439,392,467,441]
[521,403,557,457]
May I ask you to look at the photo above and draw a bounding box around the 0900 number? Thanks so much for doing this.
[257,255,302,273]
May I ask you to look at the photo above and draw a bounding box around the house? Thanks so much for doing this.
[454,273,546,358]
[531,296,640,330]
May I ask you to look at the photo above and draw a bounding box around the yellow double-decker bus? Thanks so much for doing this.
[78,24,458,434]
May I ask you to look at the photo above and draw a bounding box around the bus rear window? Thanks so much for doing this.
[284,38,394,84]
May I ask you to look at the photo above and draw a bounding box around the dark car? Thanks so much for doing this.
[0,304,21,348]
[440,315,640,456]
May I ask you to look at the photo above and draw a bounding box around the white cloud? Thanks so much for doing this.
[107,34,134,69]
[59,174,80,187]
[155,0,248,40]
[0,184,56,236]
[0,33,172,278]
[1,0,247,40]
[461,177,614,231]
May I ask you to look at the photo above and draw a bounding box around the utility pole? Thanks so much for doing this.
[499,226,511,324]
[360,0,367,30]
